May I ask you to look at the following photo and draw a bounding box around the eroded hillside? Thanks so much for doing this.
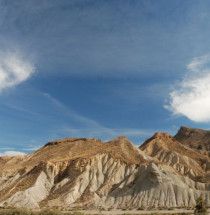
[0,128,209,210]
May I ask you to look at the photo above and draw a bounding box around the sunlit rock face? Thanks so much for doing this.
[0,128,209,209]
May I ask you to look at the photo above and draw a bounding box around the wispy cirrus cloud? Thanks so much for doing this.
[41,92,101,127]
[22,146,41,151]
[42,92,154,142]
[165,55,210,122]
[0,50,35,93]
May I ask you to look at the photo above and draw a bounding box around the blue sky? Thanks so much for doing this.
[1,0,210,155]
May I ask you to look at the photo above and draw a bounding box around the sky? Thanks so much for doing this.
[1,0,210,155]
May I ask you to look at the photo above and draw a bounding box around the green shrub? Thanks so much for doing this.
[137,206,145,210]
[0,208,34,215]
[70,212,85,215]
[40,208,63,215]
[194,196,207,215]
[168,207,174,210]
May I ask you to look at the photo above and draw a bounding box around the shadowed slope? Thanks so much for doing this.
[174,126,210,153]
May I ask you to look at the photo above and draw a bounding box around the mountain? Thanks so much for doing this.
[0,129,209,210]
[174,126,210,154]
[140,132,210,182]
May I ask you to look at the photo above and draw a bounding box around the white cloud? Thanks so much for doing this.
[0,51,35,93]
[0,150,26,156]
[165,55,210,122]
[187,55,210,72]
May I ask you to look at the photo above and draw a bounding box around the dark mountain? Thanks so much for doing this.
[174,126,210,155]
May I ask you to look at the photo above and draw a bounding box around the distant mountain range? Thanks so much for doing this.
[0,126,209,210]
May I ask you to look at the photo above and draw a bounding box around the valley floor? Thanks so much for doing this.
[74,209,210,215]
[0,208,210,215]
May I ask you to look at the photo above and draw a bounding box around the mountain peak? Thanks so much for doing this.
[174,126,210,152]
[141,132,174,147]
[140,130,210,184]
[152,132,173,141]
[112,136,128,142]
[175,126,208,137]
[44,137,101,147]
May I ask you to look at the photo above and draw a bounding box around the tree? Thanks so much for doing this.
[194,196,207,215]
[3,201,8,209]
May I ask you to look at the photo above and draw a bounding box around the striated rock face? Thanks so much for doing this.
[140,132,210,182]
[0,129,210,209]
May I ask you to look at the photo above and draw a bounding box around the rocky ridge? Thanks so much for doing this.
[0,127,209,210]
[174,126,210,153]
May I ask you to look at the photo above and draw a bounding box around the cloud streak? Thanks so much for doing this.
[0,150,26,156]
[42,92,154,142]
[0,50,35,93]
[165,55,210,122]
[22,146,41,151]
[62,127,153,142]
[41,92,101,127]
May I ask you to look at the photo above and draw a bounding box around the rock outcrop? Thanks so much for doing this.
[174,126,210,153]
[0,127,209,210]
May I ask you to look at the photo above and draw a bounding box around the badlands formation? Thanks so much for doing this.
[0,126,209,210]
